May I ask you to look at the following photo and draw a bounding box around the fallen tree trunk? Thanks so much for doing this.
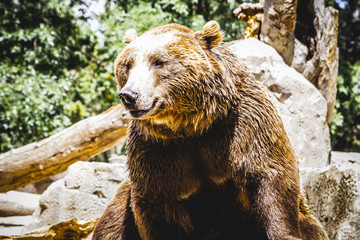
[0,105,130,193]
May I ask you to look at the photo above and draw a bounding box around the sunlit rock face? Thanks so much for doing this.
[229,38,331,169]
[25,161,128,232]
[301,152,360,240]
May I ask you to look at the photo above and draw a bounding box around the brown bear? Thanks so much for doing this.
[93,21,328,240]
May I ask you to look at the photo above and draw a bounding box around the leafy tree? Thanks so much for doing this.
[331,61,360,151]
[106,0,245,39]
[0,0,94,74]
[0,0,119,153]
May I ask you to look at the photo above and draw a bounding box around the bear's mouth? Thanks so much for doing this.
[129,98,160,118]
[130,109,151,118]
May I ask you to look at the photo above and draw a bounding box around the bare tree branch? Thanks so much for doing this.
[0,105,130,193]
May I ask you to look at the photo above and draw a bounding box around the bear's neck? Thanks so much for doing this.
[132,106,233,140]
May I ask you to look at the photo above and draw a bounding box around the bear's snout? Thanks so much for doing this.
[119,88,138,110]
[119,87,155,118]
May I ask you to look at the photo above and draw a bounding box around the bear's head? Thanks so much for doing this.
[114,21,241,139]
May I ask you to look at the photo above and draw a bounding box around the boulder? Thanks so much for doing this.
[24,161,128,232]
[0,191,40,217]
[301,151,360,240]
[229,37,331,168]
[108,153,127,165]
[291,39,309,74]
[16,172,67,194]
[0,216,33,236]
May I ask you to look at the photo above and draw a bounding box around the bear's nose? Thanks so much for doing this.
[119,88,138,109]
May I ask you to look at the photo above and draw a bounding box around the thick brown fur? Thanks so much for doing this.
[93,21,328,240]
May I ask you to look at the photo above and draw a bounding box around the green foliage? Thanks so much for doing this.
[0,0,94,74]
[331,61,360,151]
[0,64,71,151]
[336,0,360,65]
[326,0,360,151]
[0,0,119,153]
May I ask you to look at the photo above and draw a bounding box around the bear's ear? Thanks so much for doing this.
[123,29,138,44]
[199,21,223,49]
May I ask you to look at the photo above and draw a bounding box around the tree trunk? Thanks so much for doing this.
[0,105,130,193]
[300,0,339,123]
[260,0,298,65]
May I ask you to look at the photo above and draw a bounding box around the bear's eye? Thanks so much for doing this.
[153,60,165,69]
[125,63,132,71]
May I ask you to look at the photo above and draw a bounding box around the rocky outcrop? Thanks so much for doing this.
[229,38,331,168]
[16,172,66,194]
[24,161,128,233]
[301,151,360,240]
[0,191,40,217]
[0,216,33,236]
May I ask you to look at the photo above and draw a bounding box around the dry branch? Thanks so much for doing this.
[0,105,130,193]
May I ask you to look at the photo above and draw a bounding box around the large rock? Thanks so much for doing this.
[229,38,331,168]
[301,151,360,240]
[16,172,66,194]
[0,191,40,217]
[0,216,33,236]
[24,161,128,232]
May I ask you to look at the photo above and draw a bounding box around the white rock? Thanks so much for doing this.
[16,172,67,194]
[0,216,33,236]
[229,38,331,168]
[300,151,360,240]
[0,191,40,217]
[24,161,128,232]
[291,39,309,73]
[108,154,127,166]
